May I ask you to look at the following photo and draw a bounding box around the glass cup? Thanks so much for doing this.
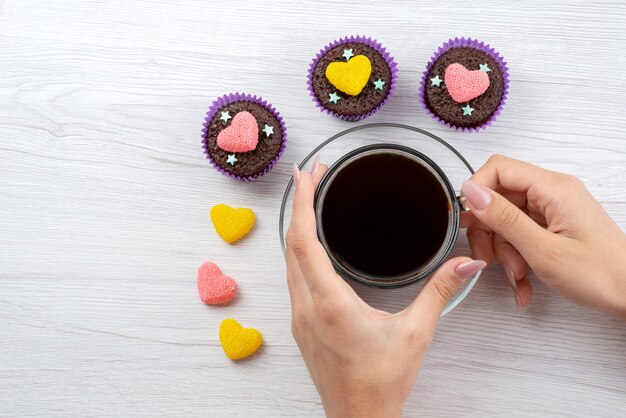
[314,143,466,288]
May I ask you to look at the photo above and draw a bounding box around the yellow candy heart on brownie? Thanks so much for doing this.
[210,204,255,244]
[325,55,372,96]
[219,318,263,360]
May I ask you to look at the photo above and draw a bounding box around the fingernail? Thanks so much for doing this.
[455,259,487,282]
[461,180,493,211]
[515,293,523,309]
[293,163,301,188]
[311,155,320,178]
[504,265,517,290]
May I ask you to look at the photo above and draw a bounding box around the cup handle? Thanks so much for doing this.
[457,195,470,212]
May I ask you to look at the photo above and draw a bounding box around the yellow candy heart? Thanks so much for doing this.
[210,204,255,244]
[325,55,372,96]
[219,318,263,360]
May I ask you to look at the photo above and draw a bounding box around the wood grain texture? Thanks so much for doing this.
[1,0,625,416]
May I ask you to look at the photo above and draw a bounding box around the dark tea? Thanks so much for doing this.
[315,145,458,286]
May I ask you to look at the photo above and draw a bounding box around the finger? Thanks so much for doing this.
[460,190,526,229]
[492,233,529,292]
[287,164,352,296]
[462,187,527,263]
[312,161,328,189]
[290,164,317,240]
[460,210,475,228]
[463,186,529,264]
[466,221,493,265]
[285,245,312,307]
[461,180,557,265]
[402,257,486,335]
[514,275,533,309]
[492,233,533,308]
[471,154,554,193]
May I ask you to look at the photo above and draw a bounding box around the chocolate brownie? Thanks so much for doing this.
[205,101,284,177]
[424,47,504,128]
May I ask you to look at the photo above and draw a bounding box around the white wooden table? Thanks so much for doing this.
[2,1,626,416]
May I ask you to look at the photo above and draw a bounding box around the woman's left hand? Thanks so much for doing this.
[285,160,486,418]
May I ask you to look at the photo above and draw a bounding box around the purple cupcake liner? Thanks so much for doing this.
[418,37,510,133]
[201,92,287,182]
[307,35,398,121]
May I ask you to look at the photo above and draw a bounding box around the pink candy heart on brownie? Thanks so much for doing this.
[444,63,490,103]
[216,111,259,153]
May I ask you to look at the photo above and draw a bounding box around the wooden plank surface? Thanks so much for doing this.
[1,0,625,416]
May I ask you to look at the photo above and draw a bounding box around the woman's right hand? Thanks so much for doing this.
[461,155,626,320]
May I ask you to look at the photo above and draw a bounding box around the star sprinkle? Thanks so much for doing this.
[430,75,443,87]
[262,124,274,137]
[462,104,474,116]
[328,92,341,104]
[226,154,238,166]
[373,78,385,90]
[479,63,491,72]
[342,48,354,61]
[220,111,232,123]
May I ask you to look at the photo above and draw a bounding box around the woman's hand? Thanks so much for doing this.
[461,155,626,319]
[285,159,486,418]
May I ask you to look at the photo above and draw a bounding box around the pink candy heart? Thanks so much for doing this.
[197,261,237,305]
[216,111,258,153]
[444,63,490,103]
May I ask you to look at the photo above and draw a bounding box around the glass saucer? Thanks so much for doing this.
[279,123,481,316]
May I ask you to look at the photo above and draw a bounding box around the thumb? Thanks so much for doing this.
[461,180,556,263]
[402,257,486,332]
